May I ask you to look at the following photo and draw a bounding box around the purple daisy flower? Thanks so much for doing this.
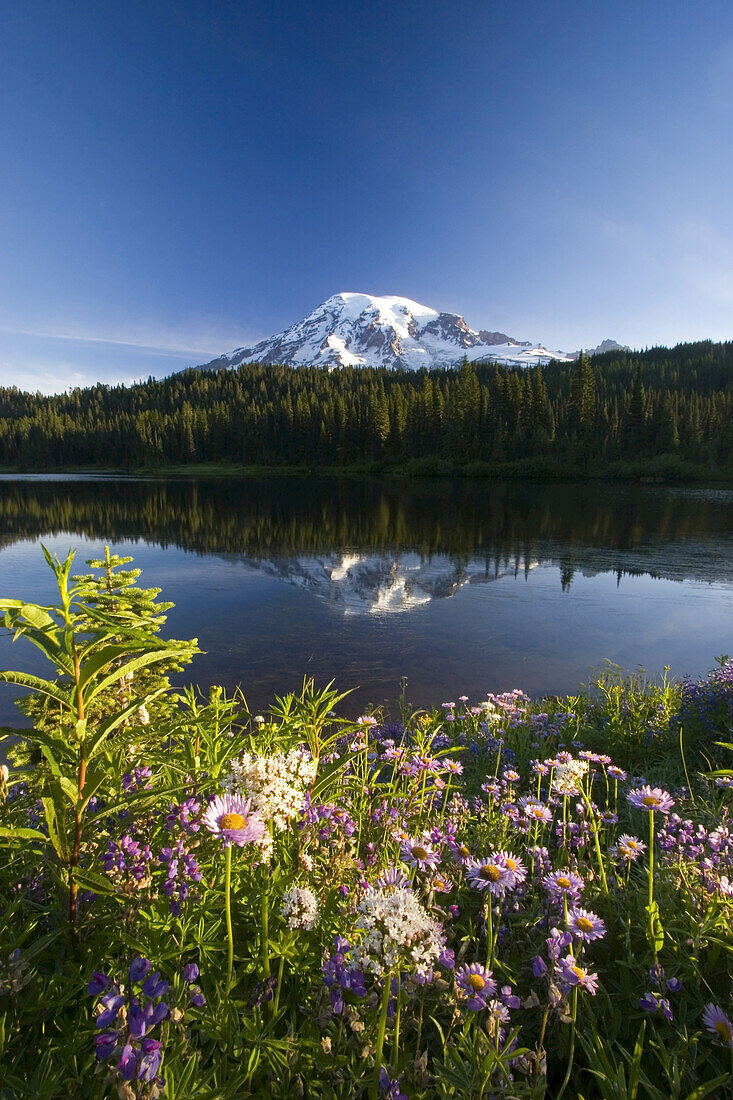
[400,835,440,872]
[567,907,606,942]
[448,838,473,864]
[542,869,584,901]
[627,786,675,814]
[613,833,646,862]
[375,866,412,891]
[202,794,265,847]
[556,955,599,994]
[455,963,497,1009]
[702,1004,733,1046]
[466,854,512,896]
[494,849,526,888]
[520,798,553,825]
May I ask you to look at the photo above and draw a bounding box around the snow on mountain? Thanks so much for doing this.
[197,292,574,372]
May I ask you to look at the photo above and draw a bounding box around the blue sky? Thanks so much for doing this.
[2,0,733,392]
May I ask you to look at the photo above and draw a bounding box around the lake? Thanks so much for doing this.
[1,475,732,723]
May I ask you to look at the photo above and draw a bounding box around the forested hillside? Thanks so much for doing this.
[0,341,731,473]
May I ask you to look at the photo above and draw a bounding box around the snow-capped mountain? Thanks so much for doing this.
[198,292,574,372]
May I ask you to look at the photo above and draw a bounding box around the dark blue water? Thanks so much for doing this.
[1,476,731,722]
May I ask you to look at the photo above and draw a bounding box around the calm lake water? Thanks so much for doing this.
[1,475,732,723]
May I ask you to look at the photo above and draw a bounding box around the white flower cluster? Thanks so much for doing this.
[224,746,317,830]
[550,757,589,796]
[281,885,319,930]
[349,886,444,979]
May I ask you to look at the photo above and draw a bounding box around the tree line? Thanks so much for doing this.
[0,340,732,471]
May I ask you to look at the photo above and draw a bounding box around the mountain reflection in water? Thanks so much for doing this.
[1,476,732,716]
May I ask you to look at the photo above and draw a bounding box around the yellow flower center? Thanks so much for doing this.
[219,812,246,830]
[641,796,659,807]
[556,877,572,889]
[412,845,429,860]
[480,864,502,882]
[716,1021,732,1040]
[458,845,470,858]
[505,858,517,872]
[468,974,486,991]
[571,965,584,980]
[576,917,593,933]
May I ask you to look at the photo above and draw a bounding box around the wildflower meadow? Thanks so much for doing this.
[1,548,732,1098]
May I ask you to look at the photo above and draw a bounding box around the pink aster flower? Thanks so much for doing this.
[494,849,526,888]
[520,797,553,825]
[448,838,473,864]
[542,869,584,901]
[702,1004,733,1046]
[375,866,412,891]
[556,955,599,994]
[627,786,674,814]
[400,835,440,872]
[455,963,497,1009]
[202,794,265,847]
[613,833,646,862]
[567,907,606,942]
[466,855,512,896]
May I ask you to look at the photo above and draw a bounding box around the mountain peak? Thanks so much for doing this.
[196,293,574,372]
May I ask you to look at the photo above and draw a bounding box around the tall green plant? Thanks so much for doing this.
[0,546,198,942]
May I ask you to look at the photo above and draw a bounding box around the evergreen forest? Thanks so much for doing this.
[1,340,732,476]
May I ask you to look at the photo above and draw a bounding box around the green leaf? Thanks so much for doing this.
[77,643,145,690]
[86,644,198,703]
[628,1020,645,1099]
[683,1076,732,1100]
[0,669,70,705]
[41,794,70,861]
[58,776,79,805]
[19,604,57,631]
[645,901,664,952]
[0,825,47,841]
[86,687,167,759]
[74,868,119,897]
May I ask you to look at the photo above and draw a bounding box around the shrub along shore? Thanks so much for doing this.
[1,549,732,1098]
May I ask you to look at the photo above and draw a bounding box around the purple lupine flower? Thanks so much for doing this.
[640,992,673,1021]
[95,993,125,1029]
[129,957,151,984]
[88,972,110,996]
[119,1042,138,1081]
[137,1038,163,1083]
[183,963,199,982]
[533,956,548,977]
[142,972,168,999]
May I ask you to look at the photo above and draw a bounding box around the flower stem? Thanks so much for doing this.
[648,809,655,911]
[224,844,234,993]
[371,976,392,1100]
[261,872,271,980]
[391,975,401,1068]
[485,899,494,968]
[555,985,577,1100]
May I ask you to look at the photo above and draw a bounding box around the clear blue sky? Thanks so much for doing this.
[2,0,733,392]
